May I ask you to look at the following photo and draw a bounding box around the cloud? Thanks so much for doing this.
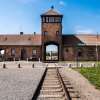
[76,29,94,34]
[59,1,65,6]
[75,25,94,34]
[16,0,35,4]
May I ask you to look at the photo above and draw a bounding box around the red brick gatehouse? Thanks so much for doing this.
[0,7,100,62]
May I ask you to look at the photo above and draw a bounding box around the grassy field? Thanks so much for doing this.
[74,66,100,89]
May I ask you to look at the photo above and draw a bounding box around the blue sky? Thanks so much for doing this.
[0,0,100,34]
[46,45,58,52]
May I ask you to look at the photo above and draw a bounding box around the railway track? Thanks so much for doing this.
[34,66,80,100]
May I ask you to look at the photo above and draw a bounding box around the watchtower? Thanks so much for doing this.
[41,6,63,61]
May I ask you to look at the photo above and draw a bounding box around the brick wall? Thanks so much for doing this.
[0,46,41,61]
[63,46,100,61]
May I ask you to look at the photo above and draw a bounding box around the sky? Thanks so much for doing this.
[0,0,100,34]
[46,45,58,52]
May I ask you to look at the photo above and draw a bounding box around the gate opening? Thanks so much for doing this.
[45,44,59,61]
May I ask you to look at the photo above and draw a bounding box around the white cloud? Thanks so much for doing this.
[76,29,94,34]
[75,25,94,34]
[16,0,35,4]
[59,1,65,6]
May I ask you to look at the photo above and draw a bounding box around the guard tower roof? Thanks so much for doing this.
[41,6,63,16]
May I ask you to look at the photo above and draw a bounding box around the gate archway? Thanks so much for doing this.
[44,42,59,61]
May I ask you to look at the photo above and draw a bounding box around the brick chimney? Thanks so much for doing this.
[20,32,24,35]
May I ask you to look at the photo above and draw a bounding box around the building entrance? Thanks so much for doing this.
[44,43,59,61]
[21,48,27,60]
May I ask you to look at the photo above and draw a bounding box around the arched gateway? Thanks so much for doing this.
[41,6,63,62]
[45,42,59,61]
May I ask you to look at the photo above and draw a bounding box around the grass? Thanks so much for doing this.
[74,65,100,89]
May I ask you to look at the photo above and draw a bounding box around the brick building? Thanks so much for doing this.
[0,7,100,62]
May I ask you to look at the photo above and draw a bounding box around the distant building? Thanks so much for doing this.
[0,7,99,62]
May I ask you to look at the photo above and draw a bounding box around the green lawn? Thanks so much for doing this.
[74,66,100,89]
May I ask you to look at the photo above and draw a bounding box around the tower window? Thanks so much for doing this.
[55,17,61,23]
[42,16,62,23]
[56,31,59,35]
[49,17,54,22]
[42,17,46,22]
[46,17,49,22]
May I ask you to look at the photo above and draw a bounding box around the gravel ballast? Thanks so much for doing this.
[60,68,100,100]
[0,67,45,100]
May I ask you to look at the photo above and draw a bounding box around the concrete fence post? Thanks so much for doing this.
[92,63,95,67]
[32,64,34,68]
[27,58,28,63]
[3,63,6,69]
[13,57,15,62]
[80,63,83,68]
[69,63,71,68]
[18,63,21,68]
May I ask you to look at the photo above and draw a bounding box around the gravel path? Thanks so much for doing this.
[0,67,45,100]
[60,68,100,100]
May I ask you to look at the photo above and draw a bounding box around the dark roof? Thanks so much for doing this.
[62,34,100,46]
[0,34,41,46]
[41,7,62,16]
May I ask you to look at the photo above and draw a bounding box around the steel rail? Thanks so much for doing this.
[57,67,71,100]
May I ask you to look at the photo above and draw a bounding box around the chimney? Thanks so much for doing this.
[20,32,24,35]
[34,32,36,35]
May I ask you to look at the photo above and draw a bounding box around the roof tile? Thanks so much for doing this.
[0,34,41,46]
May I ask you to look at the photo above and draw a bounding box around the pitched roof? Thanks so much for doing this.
[0,34,41,46]
[0,34,100,46]
[62,34,100,46]
[41,7,62,16]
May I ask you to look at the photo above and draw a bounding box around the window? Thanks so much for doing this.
[78,51,82,57]
[42,17,46,22]
[32,49,37,55]
[56,31,59,35]
[49,17,54,22]
[44,31,48,35]
[46,17,49,22]
[11,48,16,56]
[87,48,95,59]
[0,49,5,55]
[77,48,83,57]
[55,17,61,23]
